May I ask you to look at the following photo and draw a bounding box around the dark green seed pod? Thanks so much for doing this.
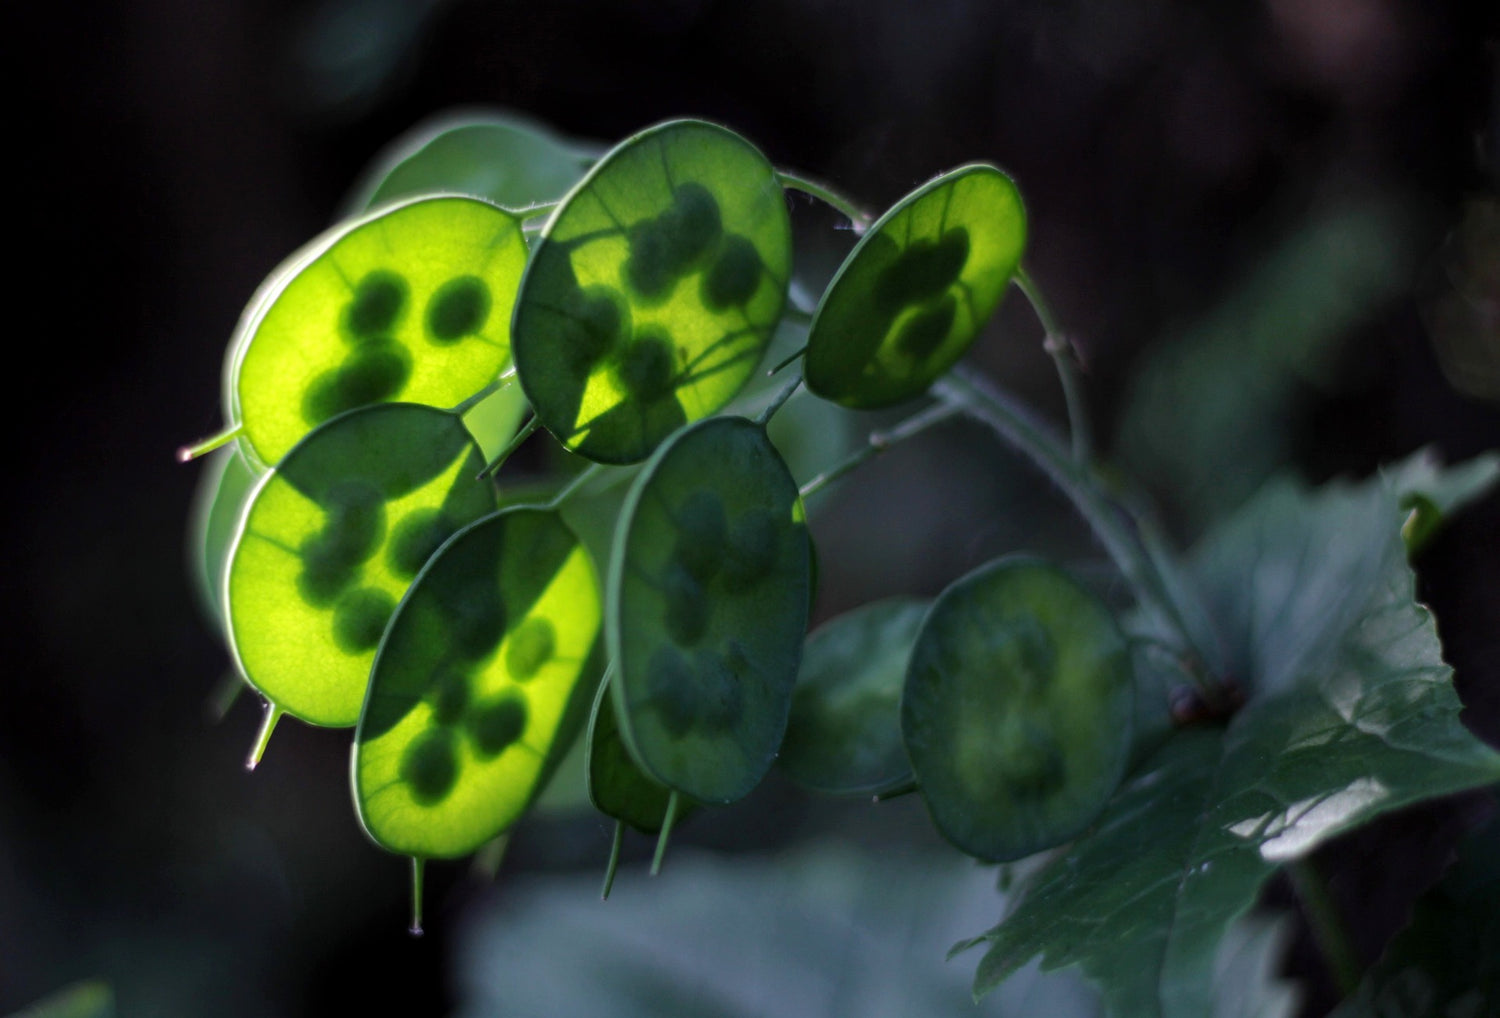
[901,557,1133,862]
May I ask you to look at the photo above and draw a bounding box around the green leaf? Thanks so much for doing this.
[904,558,1133,862]
[226,404,494,727]
[186,445,258,626]
[805,164,1025,409]
[1330,813,1500,1017]
[344,109,598,214]
[512,119,792,464]
[1380,445,1500,555]
[1116,199,1416,532]
[966,470,1500,1017]
[778,598,927,796]
[226,195,527,467]
[607,416,810,804]
[354,506,602,858]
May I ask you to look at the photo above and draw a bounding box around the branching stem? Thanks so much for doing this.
[1015,267,1092,464]
[799,401,963,500]
[934,366,1222,692]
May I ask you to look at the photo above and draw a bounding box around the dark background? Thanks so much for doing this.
[6,0,1499,1014]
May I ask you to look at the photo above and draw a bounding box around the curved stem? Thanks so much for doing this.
[799,401,963,500]
[1015,268,1092,464]
[934,367,1217,688]
[776,171,874,233]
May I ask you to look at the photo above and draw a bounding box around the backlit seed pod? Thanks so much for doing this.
[805,165,1025,409]
[512,119,792,464]
[902,557,1133,862]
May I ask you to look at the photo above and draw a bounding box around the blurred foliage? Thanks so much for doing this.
[452,842,1299,1018]
[1118,198,1417,534]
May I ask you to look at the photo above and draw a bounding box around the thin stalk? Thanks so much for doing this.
[935,367,1216,688]
[776,171,874,232]
[799,401,963,500]
[477,415,541,480]
[1015,268,1092,464]
[651,792,681,876]
[1289,859,1361,997]
[872,780,919,803]
[542,463,606,509]
[245,703,282,771]
[755,374,803,427]
[450,377,508,416]
[409,857,426,937]
[767,344,808,377]
[177,424,243,463]
[601,821,625,900]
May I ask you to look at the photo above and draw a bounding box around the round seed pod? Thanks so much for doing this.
[902,557,1133,862]
[805,165,1025,409]
[512,119,792,464]
[607,416,810,803]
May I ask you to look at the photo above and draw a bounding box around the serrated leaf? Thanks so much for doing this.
[1380,445,1500,555]
[1330,813,1500,1017]
[966,468,1500,1018]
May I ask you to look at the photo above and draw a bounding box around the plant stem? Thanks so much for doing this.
[799,401,963,500]
[542,463,606,509]
[409,857,426,937]
[477,415,540,479]
[934,366,1216,687]
[177,423,244,463]
[1289,859,1361,997]
[450,377,508,416]
[651,792,681,876]
[245,703,282,771]
[1015,267,1092,464]
[766,344,808,377]
[756,373,803,427]
[601,821,625,900]
[776,171,874,232]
